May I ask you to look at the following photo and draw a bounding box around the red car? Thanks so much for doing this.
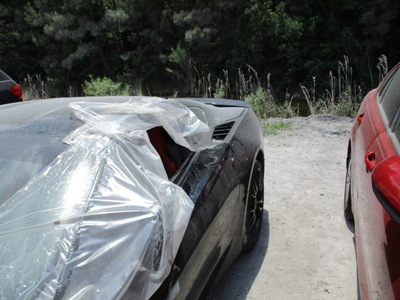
[345,62,400,299]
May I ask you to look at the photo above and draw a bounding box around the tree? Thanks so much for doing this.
[0,0,42,81]
[2,0,400,98]
[238,0,302,93]
[24,0,132,93]
[359,0,400,85]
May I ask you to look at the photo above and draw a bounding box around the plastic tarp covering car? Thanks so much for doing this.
[0,97,213,299]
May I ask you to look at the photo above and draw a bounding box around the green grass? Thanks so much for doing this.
[262,120,291,135]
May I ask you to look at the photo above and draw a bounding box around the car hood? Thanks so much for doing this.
[0,97,212,299]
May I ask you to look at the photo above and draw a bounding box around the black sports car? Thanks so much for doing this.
[0,96,264,299]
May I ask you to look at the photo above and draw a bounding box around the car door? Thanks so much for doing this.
[352,64,400,299]
[379,67,400,298]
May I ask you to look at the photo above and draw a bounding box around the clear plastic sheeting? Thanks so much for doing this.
[66,97,213,152]
[0,97,213,299]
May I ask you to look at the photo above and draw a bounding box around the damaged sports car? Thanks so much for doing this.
[0,96,264,299]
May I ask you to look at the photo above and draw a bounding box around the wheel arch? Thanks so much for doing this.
[255,149,265,172]
[241,148,265,251]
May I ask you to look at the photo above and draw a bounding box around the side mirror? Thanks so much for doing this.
[372,156,400,224]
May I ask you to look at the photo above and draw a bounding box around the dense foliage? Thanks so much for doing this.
[1,0,399,101]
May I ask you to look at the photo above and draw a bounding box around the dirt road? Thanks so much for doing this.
[210,115,357,300]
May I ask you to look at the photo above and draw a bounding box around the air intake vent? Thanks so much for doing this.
[212,121,234,140]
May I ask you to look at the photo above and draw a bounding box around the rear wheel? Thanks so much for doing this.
[344,157,354,220]
[243,160,264,252]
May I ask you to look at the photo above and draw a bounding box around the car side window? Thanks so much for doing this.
[379,67,400,127]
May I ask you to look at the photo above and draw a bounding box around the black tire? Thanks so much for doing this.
[344,157,354,221]
[242,160,264,252]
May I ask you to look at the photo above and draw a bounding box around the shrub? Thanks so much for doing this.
[83,76,131,96]
[245,87,295,119]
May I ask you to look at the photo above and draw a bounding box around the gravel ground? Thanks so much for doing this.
[210,115,358,300]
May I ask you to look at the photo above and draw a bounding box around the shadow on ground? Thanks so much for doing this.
[209,209,270,299]
[345,217,355,233]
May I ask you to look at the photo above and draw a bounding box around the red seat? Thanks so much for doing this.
[147,127,178,178]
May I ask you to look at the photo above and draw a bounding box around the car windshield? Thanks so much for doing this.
[0,117,86,299]
[0,119,79,203]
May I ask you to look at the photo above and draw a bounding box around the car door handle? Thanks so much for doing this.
[365,150,376,172]
[357,113,364,124]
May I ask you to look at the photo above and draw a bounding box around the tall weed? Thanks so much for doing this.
[19,55,386,119]
[22,74,49,100]
[194,66,295,119]
[300,56,362,117]
[377,55,388,83]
